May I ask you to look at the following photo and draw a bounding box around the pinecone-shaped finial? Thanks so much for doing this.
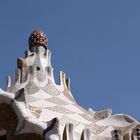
[28,29,48,50]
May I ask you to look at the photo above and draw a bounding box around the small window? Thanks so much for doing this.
[36,66,40,71]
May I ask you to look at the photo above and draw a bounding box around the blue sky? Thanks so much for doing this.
[0,0,140,120]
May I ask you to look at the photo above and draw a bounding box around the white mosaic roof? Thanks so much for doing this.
[0,29,139,140]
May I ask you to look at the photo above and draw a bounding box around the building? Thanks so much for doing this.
[0,29,139,140]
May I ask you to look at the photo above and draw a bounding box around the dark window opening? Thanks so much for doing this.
[36,66,40,71]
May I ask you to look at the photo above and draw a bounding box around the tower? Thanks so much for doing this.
[0,29,139,140]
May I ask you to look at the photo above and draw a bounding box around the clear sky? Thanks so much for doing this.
[0,0,140,120]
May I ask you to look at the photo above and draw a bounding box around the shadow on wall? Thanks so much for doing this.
[0,103,43,140]
[0,129,7,140]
